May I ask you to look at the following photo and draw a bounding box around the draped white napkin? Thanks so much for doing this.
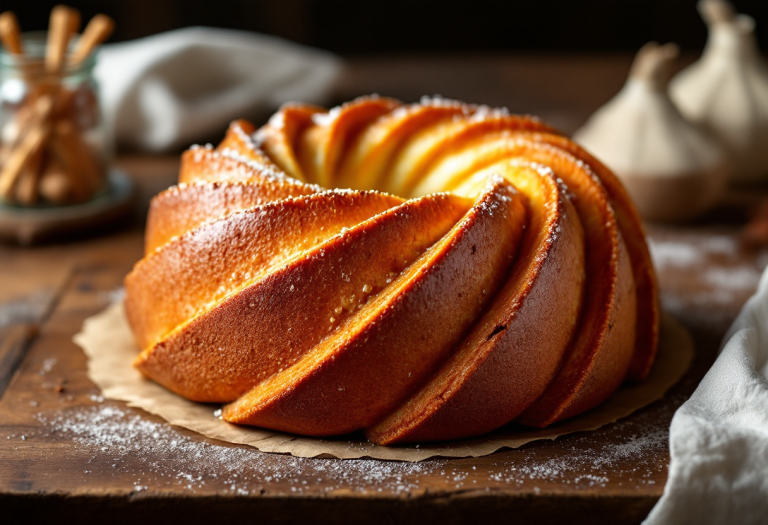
[645,268,768,524]
[94,27,343,151]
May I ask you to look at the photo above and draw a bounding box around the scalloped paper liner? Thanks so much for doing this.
[75,302,694,462]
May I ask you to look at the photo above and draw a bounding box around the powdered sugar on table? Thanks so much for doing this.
[31,390,681,495]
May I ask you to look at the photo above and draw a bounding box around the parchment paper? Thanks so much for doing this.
[75,302,694,462]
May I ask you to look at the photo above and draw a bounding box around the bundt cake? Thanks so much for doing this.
[124,95,659,445]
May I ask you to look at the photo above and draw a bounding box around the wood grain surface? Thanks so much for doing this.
[0,54,765,525]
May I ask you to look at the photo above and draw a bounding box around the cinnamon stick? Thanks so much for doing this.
[0,11,23,55]
[14,149,44,204]
[46,5,77,74]
[67,8,81,39]
[70,14,114,66]
[0,95,54,198]
[0,122,51,199]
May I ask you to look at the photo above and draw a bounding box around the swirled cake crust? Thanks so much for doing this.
[124,96,659,444]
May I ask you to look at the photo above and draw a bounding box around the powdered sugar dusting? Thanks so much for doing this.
[649,234,738,270]
[31,397,677,494]
[483,397,679,490]
[38,405,440,494]
[0,289,54,330]
[648,231,763,328]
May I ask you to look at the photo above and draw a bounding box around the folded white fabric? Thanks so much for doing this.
[94,27,343,152]
[645,269,768,524]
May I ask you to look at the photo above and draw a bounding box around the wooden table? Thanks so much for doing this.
[0,54,763,525]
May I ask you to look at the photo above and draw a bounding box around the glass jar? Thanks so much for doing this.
[0,32,109,206]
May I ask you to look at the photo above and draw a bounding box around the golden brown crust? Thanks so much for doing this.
[511,143,636,426]
[223,179,525,435]
[179,145,285,185]
[258,104,325,180]
[524,133,659,381]
[298,96,402,187]
[334,100,470,191]
[125,95,659,443]
[367,161,586,444]
[145,180,318,254]
[128,191,402,352]
[134,191,470,402]
[385,113,562,195]
[215,119,273,167]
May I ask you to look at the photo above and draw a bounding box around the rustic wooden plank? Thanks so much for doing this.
[0,492,659,525]
[0,258,73,326]
[0,324,37,399]
[0,254,75,398]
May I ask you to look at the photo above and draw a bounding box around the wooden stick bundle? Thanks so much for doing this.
[0,6,114,205]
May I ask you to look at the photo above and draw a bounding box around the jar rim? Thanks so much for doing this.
[0,31,97,73]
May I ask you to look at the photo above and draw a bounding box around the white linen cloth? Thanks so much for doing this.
[645,268,768,524]
[94,27,343,151]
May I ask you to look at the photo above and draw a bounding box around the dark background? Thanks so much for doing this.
[1,0,767,53]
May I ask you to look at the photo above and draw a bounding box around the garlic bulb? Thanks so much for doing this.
[670,0,768,184]
[574,42,727,223]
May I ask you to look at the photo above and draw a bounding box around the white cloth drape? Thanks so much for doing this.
[94,27,343,151]
[645,269,768,524]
